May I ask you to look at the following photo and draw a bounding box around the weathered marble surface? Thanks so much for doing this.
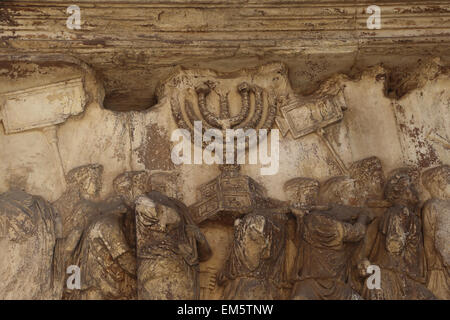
[0,54,449,299]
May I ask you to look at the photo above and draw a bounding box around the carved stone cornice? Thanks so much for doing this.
[1,1,449,110]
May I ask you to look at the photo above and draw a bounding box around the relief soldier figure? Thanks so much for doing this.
[217,212,288,300]
[348,157,387,294]
[0,190,61,299]
[363,168,436,300]
[136,173,211,300]
[421,165,450,299]
[68,171,148,300]
[289,176,372,300]
[53,164,104,296]
[54,164,104,239]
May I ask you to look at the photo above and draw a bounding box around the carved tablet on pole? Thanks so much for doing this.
[275,90,349,174]
[276,90,346,139]
[0,78,86,188]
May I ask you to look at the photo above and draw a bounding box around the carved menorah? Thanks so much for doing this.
[171,81,277,153]
[194,81,276,131]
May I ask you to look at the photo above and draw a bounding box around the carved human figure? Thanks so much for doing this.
[421,165,450,299]
[53,164,103,286]
[135,174,211,300]
[284,177,319,278]
[349,157,386,293]
[217,212,288,300]
[289,176,372,300]
[0,190,61,299]
[54,164,104,237]
[284,177,320,210]
[68,171,148,300]
[362,168,436,300]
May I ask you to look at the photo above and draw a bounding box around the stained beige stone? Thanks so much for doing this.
[421,165,450,300]
[0,0,449,301]
[0,190,61,299]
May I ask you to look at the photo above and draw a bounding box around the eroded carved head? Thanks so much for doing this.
[135,195,181,232]
[66,164,103,200]
[384,167,420,206]
[350,156,385,202]
[319,176,358,206]
[149,172,181,200]
[113,171,149,207]
[422,165,450,199]
[284,177,320,207]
